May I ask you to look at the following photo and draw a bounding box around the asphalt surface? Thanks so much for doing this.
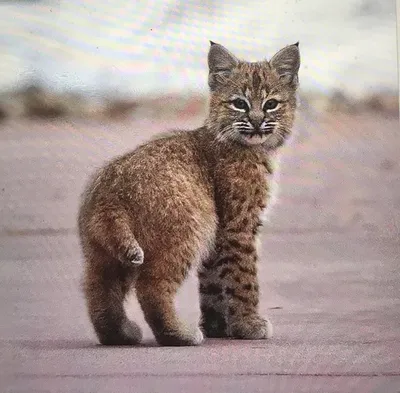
[1,112,399,392]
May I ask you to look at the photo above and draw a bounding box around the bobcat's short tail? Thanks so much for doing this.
[83,208,145,266]
[125,240,144,265]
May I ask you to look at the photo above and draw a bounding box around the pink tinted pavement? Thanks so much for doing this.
[0,111,399,392]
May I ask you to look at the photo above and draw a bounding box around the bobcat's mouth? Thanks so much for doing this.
[239,130,272,145]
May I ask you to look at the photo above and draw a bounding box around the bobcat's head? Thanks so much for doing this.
[206,41,300,150]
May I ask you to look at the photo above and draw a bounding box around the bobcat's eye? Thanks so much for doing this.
[263,99,279,111]
[231,98,249,111]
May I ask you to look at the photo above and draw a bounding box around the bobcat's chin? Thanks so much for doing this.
[237,131,287,150]
[239,131,270,146]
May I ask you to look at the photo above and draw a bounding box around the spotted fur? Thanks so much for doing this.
[78,41,300,346]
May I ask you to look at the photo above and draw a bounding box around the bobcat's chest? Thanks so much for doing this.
[255,159,280,226]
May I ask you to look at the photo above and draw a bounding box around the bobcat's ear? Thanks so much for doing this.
[208,41,239,91]
[270,42,300,87]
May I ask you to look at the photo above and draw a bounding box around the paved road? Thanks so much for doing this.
[1,113,399,392]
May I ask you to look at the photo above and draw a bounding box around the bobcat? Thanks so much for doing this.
[78,41,300,346]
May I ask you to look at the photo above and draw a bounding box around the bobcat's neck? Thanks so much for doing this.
[194,125,277,176]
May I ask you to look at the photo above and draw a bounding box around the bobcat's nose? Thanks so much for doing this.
[249,110,264,130]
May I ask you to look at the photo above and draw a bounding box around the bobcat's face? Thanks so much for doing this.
[207,42,300,150]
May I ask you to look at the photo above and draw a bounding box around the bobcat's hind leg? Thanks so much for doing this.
[136,247,204,347]
[136,276,204,346]
[83,246,142,345]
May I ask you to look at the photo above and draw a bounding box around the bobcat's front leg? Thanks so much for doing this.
[199,156,275,339]
[199,229,272,339]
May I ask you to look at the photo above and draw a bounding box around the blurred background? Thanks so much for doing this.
[0,0,398,119]
[1,2,399,391]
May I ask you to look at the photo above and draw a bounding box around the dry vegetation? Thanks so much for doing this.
[0,84,397,123]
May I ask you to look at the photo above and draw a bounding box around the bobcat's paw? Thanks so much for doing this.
[156,326,204,347]
[231,317,273,340]
[99,319,143,346]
